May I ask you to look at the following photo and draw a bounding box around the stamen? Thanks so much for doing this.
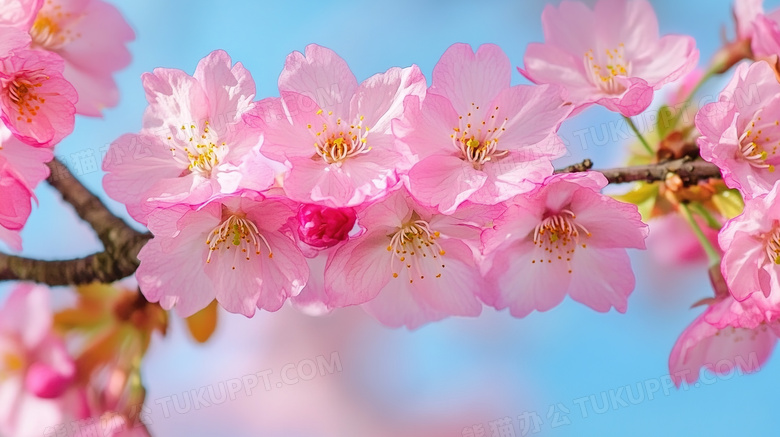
[583,44,630,95]
[532,210,591,274]
[738,110,779,173]
[388,217,445,282]
[451,103,509,168]
[168,121,226,177]
[309,113,371,164]
[206,214,273,267]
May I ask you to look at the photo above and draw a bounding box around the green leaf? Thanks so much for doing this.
[711,189,744,219]
[612,182,659,221]
[657,104,675,138]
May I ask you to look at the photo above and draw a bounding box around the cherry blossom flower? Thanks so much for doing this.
[0,47,77,147]
[697,61,780,200]
[732,0,780,58]
[103,50,272,224]
[520,0,698,116]
[647,213,721,266]
[719,182,780,301]
[243,44,427,208]
[396,43,570,213]
[481,172,648,318]
[0,124,53,250]
[734,0,764,41]
[668,291,780,386]
[0,0,135,116]
[324,189,502,329]
[0,283,76,437]
[136,191,309,318]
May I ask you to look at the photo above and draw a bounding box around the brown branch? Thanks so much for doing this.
[0,235,149,285]
[0,158,150,285]
[46,159,146,248]
[557,157,723,185]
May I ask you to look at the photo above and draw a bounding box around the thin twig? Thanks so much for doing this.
[558,157,723,186]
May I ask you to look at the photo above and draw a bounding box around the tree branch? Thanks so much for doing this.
[557,157,723,185]
[0,236,149,285]
[0,158,150,285]
[46,159,146,248]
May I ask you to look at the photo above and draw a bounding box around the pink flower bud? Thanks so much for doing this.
[297,204,356,248]
[25,362,74,399]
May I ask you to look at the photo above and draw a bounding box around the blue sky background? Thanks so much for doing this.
[3,0,780,435]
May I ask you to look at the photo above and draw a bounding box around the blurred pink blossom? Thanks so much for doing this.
[520,0,698,116]
[0,284,76,437]
[0,0,134,116]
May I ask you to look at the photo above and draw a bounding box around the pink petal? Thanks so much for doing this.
[136,211,218,318]
[0,284,52,348]
[102,133,184,224]
[278,44,357,116]
[351,65,427,133]
[194,50,256,120]
[594,0,659,54]
[632,35,699,88]
[291,250,333,316]
[596,77,654,117]
[0,0,42,28]
[721,230,766,301]
[324,231,394,307]
[429,43,511,116]
[669,309,775,386]
[141,68,210,129]
[569,187,648,250]
[25,336,75,399]
[392,93,460,161]
[0,26,30,57]
[407,154,487,213]
[489,84,571,149]
[483,241,572,317]
[568,248,636,313]
[408,239,483,318]
[468,148,557,205]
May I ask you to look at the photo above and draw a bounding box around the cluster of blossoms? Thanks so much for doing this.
[11,0,780,431]
[0,1,143,435]
[0,0,133,250]
[668,0,780,385]
[0,282,156,437]
[105,0,709,330]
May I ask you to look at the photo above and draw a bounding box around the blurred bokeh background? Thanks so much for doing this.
[2,0,778,435]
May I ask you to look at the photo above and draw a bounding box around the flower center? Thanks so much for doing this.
[30,14,75,50]
[205,214,273,268]
[386,217,446,283]
[451,103,509,168]
[0,336,26,382]
[584,45,631,95]
[764,227,780,265]
[168,121,226,177]
[738,112,779,172]
[308,110,371,165]
[531,210,591,274]
[6,71,49,124]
